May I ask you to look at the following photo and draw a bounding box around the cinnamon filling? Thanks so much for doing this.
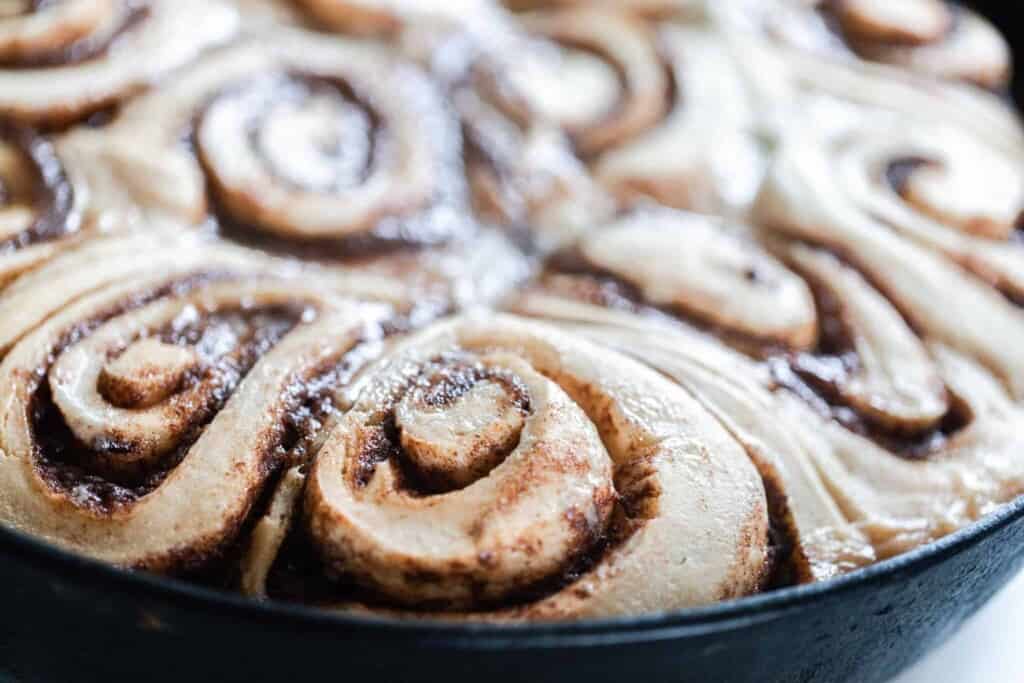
[544,240,973,459]
[770,277,970,458]
[187,339,389,586]
[270,457,640,614]
[0,124,74,252]
[0,3,149,69]
[885,155,1024,307]
[818,0,958,51]
[542,248,792,356]
[353,354,532,494]
[759,475,804,590]
[884,156,935,194]
[194,71,470,262]
[29,275,305,511]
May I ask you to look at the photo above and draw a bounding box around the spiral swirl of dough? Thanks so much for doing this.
[0,0,238,125]
[0,122,87,285]
[750,117,1024,557]
[470,6,760,229]
[0,240,405,571]
[55,28,527,302]
[790,0,1010,88]
[509,197,1024,572]
[296,314,769,618]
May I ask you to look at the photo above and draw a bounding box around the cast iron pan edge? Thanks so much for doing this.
[1,494,1023,644]
[1,476,1023,683]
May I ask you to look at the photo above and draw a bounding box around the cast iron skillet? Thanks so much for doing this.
[1,3,1022,681]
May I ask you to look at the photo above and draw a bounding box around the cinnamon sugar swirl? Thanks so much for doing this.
[0,0,238,126]
[0,123,83,284]
[58,28,527,302]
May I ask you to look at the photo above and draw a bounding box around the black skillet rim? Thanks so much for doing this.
[1,491,1022,648]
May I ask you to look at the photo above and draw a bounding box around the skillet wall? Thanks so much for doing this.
[1,499,1022,683]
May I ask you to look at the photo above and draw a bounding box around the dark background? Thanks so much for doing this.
[969,0,1024,100]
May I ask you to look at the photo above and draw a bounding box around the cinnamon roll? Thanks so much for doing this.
[300,2,761,248]
[724,0,1010,90]
[811,0,1009,88]
[513,208,819,352]
[750,120,1024,556]
[508,199,1024,572]
[755,116,1024,398]
[464,5,761,241]
[59,29,526,302]
[253,314,771,617]
[0,239,416,571]
[0,0,238,126]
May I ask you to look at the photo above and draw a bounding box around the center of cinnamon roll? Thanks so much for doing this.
[258,90,372,193]
[394,357,531,493]
[228,76,377,195]
[352,354,533,495]
[34,283,305,505]
[195,66,463,258]
[885,146,1024,241]
[505,40,620,134]
[98,337,200,409]
[507,8,668,158]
